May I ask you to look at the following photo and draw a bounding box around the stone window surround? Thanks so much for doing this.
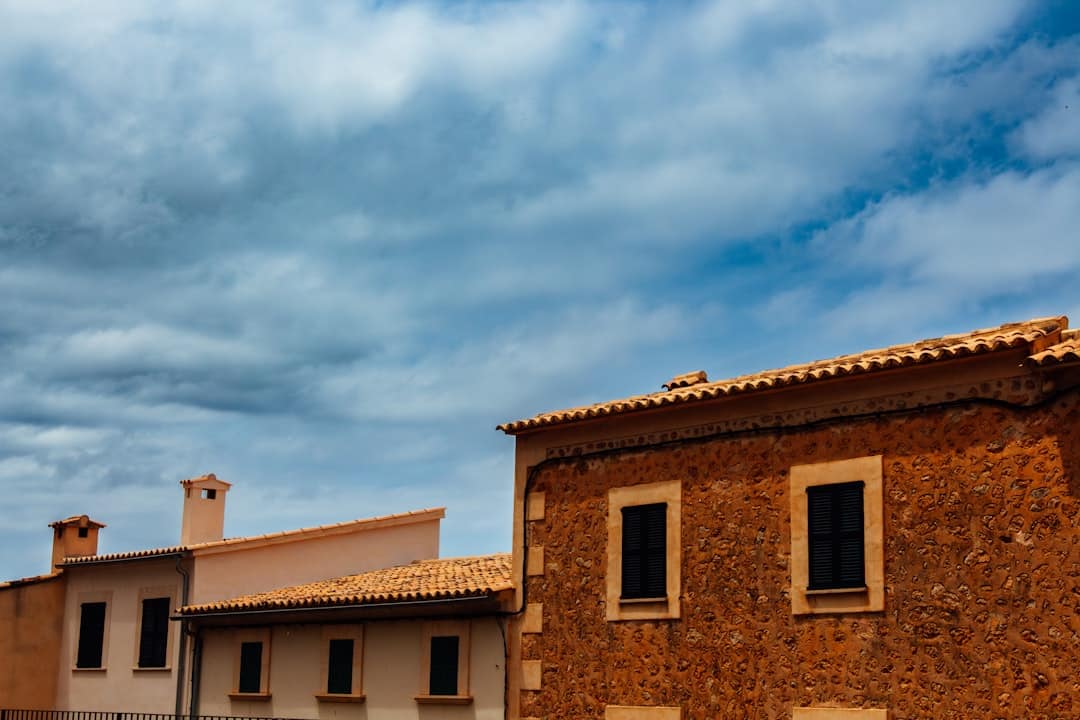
[228,627,271,700]
[792,708,887,719]
[606,706,682,719]
[607,480,681,622]
[72,590,112,671]
[415,619,472,705]
[790,455,884,615]
[315,624,365,703]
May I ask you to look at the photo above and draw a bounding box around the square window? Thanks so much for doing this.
[238,642,263,693]
[790,456,884,615]
[76,601,107,669]
[607,480,681,621]
[137,597,171,668]
[416,621,471,703]
[621,503,667,599]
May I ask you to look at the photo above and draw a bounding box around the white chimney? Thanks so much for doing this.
[180,473,231,545]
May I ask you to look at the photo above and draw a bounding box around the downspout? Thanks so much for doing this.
[174,555,191,718]
[189,627,203,719]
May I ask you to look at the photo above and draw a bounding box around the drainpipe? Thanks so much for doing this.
[189,627,203,719]
[174,556,191,719]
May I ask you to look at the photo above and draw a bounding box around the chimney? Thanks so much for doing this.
[180,473,231,545]
[49,515,106,569]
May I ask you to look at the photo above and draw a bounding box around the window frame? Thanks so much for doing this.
[133,586,176,670]
[415,620,472,704]
[790,455,884,615]
[74,597,110,670]
[607,480,681,621]
[228,628,271,700]
[315,625,365,703]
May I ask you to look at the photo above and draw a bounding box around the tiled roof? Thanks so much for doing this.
[179,553,513,615]
[498,316,1070,434]
[60,508,445,566]
[0,572,62,589]
[1027,329,1080,367]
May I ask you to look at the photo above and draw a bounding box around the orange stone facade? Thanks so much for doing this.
[508,336,1079,719]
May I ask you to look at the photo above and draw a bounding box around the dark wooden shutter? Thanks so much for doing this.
[76,602,106,668]
[138,597,170,668]
[621,503,666,599]
[238,641,263,693]
[807,481,865,590]
[429,635,459,696]
[327,638,354,694]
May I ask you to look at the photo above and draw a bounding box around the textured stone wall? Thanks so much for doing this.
[520,391,1079,720]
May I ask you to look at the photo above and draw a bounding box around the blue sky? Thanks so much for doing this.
[1,1,1078,580]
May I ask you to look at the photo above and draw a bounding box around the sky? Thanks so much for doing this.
[1,1,1078,581]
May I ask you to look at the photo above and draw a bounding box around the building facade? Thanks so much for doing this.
[178,554,513,720]
[499,317,1079,719]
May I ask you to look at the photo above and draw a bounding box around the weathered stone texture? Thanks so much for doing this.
[521,394,1079,719]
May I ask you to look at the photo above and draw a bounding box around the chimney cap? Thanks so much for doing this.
[49,514,106,530]
[180,473,232,491]
[662,370,709,391]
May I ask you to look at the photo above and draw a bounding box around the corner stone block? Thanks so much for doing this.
[526,491,546,521]
[526,545,544,576]
[521,660,542,691]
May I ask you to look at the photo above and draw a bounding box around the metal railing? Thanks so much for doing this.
[1,711,306,720]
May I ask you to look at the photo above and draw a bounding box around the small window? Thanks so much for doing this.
[238,642,263,693]
[76,602,107,668]
[78,527,89,538]
[429,636,459,696]
[807,481,865,590]
[621,503,667,599]
[203,488,216,500]
[137,597,171,668]
[327,639,354,694]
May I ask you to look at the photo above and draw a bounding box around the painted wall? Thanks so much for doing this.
[510,361,1080,719]
[197,617,506,720]
[0,574,66,708]
[190,515,442,605]
[54,557,186,713]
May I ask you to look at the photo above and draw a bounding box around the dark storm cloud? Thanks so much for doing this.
[1,0,1078,579]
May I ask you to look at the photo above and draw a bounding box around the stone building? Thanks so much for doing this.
[497,316,1079,719]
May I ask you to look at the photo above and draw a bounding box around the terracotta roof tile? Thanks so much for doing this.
[179,553,512,615]
[60,507,445,566]
[498,316,1069,434]
[0,572,62,589]
[1026,329,1080,367]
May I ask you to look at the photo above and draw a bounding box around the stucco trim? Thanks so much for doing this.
[419,619,471,699]
[72,590,112,671]
[607,480,682,621]
[231,627,271,696]
[605,705,682,719]
[792,708,887,719]
[790,455,884,615]
[318,624,363,699]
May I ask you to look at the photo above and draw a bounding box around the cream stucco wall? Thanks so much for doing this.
[54,557,185,713]
[197,617,505,720]
[191,515,442,605]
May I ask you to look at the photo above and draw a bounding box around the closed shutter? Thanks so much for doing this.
[429,635,459,695]
[76,602,106,668]
[621,503,667,599]
[138,597,170,668]
[807,481,865,590]
[327,639,354,694]
[238,641,263,693]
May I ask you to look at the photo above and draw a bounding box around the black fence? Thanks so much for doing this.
[1,711,305,720]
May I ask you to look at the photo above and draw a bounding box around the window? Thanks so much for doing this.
[229,628,271,699]
[416,621,471,704]
[790,455,884,615]
[78,527,89,538]
[807,482,864,590]
[316,626,364,702]
[137,597,171,668]
[76,602,107,669]
[238,642,262,693]
[621,503,667,599]
[607,480,681,621]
